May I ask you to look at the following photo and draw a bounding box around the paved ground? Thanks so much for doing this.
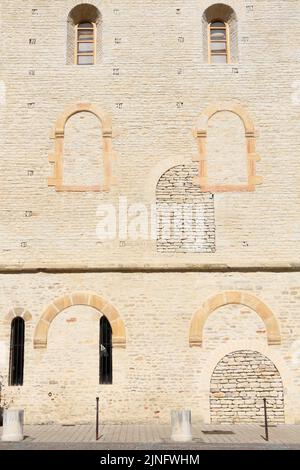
[0,423,300,449]
[1,442,300,450]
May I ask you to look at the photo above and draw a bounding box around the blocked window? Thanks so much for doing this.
[48,103,113,192]
[63,111,104,187]
[100,316,112,384]
[67,4,101,65]
[9,317,25,386]
[195,105,262,192]
[156,164,216,253]
[203,4,238,63]
[210,351,285,424]
[206,111,247,186]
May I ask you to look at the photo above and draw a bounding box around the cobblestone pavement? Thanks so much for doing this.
[0,423,300,449]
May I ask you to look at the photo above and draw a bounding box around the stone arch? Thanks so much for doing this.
[197,104,254,133]
[203,3,237,24]
[189,291,281,347]
[4,307,32,323]
[67,3,101,25]
[48,103,113,192]
[33,291,126,349]
[194,104,262,192]
[197,341,294,424]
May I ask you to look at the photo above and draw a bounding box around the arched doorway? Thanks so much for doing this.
[210,350,285,424]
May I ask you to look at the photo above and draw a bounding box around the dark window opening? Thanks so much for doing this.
[9,317,25,386]
[100,316,112,384]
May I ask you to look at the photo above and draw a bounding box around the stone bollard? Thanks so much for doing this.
[1,409,24,442]
[171,410,192,442]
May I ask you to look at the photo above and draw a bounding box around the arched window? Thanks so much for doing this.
[100,316,112,384]
[9,317,25,386]
[209,20,229,64]
[67,4,101,65]
[75,21,96,65]
[202,4,238,63]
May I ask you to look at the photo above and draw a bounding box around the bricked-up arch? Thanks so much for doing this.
[194,104,262,192]
[48,103,113,192]
[199,341,294,424]
[34,292,126,349]
[189,291,281,347]
[156,163,215,253]
[210,350,285,424]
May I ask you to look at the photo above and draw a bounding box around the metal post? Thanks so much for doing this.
[263,398,269,442]
[96,396,99,441]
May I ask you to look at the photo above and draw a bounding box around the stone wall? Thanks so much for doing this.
[0,0,299,426]
[0,272,299,425]
[0,0,299,268]
[210,350,285,424]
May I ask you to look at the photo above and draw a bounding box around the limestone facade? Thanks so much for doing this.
[0,0,300,425]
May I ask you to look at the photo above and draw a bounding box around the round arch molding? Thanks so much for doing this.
[196,103,255,134]
[48,102,113,192]
[193,103,262,192]
[53,102,112,134]
[4,307,32,323]
[189,291,281,347]
[34,292,126,349]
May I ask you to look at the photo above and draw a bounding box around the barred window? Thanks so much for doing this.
[9,317,25,386]
[100,316,112,384]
